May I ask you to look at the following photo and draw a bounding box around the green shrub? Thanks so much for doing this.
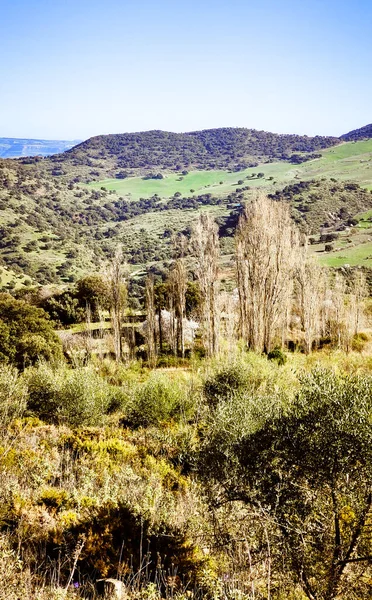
[127,373,193,427]
[201,368,372,600]
[0,364,28,426]
[267,347,287,365]
[23,363,120,426]
[203,365,249,408]
[0,293,62,368]
[351,332,369,352]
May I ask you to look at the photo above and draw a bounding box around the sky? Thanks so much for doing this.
[0,0,371,141]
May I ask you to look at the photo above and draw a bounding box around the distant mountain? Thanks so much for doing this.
[0,138,81,158]
[340,124,372,142]
[44,127,340,181]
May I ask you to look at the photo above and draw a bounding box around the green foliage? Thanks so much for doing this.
[23,363,121,426]
[75,274,110,318]
[41,291,85,327]
[0,294,62,368]
[203,365,250,408]
[341,123,372,141]
[351,331,369,352]
[59,128,340,176]
[202,367,372,600]
[270,179,372,233]
[267,347,287,365]
[127,373,194,427]
[0,364,27,426]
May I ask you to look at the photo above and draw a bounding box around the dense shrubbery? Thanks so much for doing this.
[61,128,339,174]
[23,363,124,426]
[0,350,372,599]
[200,365,372,599]
[126,372,195,427]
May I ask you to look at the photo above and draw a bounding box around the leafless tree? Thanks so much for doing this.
[168,259,187,357]
[107,247,127,362]
[145,273,157,367]
[350,269,368,336]
[235,194,300,353]
[191,214,220,357]
[296,247,324,353]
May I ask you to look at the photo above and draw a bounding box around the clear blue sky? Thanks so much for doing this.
[0,0,371,140]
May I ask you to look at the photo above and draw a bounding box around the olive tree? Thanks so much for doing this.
[200,368,372,599]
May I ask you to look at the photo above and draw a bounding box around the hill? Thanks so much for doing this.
[340,124,372,142]
[2,126,372,288]
[42,127,340,181]
[0,137,80,158]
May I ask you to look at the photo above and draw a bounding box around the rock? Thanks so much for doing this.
[96,578,127,600]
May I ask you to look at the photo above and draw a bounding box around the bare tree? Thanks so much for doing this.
[145,273,157,367]
[168,259,187,357]
[235,194,300,353]
[350,269,368,336]
[296,247,324,353]
[107,247,127,362]
[191,214,220,357]
[330,272,347,349]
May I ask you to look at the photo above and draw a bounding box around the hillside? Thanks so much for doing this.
[1,126,372,288]
[0,137,79,158]
[340,123,372,142]
[85,139,372,200]
[41,127,340,181]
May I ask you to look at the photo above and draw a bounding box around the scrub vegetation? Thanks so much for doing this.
[1,194,372,599]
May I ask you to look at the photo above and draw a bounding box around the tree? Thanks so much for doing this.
[349,269,368,336]
[190,214,220,357]
[295,250,324,353]
[235,194,300,353]
[201,368,372,600]
[107,248,127,362]
[154,282,168,354]
[75,274,110,319]
[168,260,187,357]
[0,293,62,368]
[145,274,157,367]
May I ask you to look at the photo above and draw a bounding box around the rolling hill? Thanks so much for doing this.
[41,127,340,182]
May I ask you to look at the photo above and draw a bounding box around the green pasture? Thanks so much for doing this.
[317,242,372,268]
[87,165,290,200]
[313,205,372,268]
[86,140,372,200]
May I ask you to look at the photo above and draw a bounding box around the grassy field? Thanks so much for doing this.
[87,140,372,200]
[313,207,372,268]
[87,165,289,199]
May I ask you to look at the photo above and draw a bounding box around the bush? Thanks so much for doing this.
[23,363,119,426]
[0,364,28,427]
[0,293,62,368]
[267,347,287,365]
[351,332,369,352]
[201,368,372,600]
[127,373,193,427]
[203,365,249,408]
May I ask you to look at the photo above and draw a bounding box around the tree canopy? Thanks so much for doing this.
[0,293,62,368]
